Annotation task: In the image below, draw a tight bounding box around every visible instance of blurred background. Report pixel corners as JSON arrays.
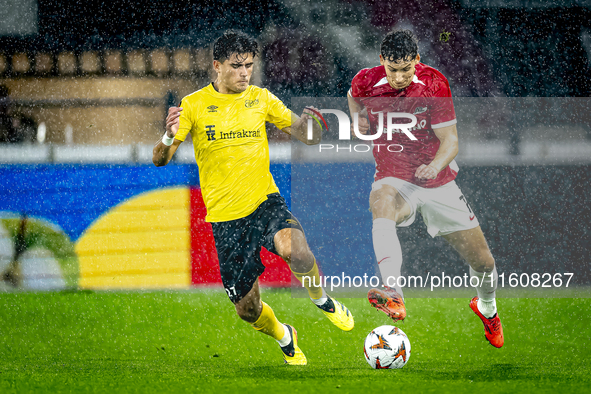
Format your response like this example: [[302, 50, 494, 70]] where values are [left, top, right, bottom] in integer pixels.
[[1, 0, 590, 146], [0, 0, 589, 292]]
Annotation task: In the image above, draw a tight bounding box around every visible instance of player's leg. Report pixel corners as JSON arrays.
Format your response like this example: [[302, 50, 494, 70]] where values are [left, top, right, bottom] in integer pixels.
[[260, 193, 353, 331], [273, 227, 354, 331], [212, 214, 306, 365], [370, 182, 412, 294], [234, 279, 306, 365], [420, 181, 503, 347], [442, 227, 504, 348], [442, 226, 497, 313], [367, 182, 412, 321], [272, 226, 318, 295]]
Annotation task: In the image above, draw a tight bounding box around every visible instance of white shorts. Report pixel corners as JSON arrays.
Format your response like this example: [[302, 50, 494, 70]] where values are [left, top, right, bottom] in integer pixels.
[[371, 177, 480, 237]]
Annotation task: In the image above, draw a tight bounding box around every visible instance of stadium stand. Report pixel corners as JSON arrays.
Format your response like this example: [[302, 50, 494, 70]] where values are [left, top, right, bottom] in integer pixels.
[[0, 1, 587, 140]]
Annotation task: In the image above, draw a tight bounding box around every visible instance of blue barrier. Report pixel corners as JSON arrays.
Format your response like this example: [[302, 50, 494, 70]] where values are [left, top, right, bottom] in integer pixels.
[[0, 164, 291, 240], [1, 163, 589, 284]]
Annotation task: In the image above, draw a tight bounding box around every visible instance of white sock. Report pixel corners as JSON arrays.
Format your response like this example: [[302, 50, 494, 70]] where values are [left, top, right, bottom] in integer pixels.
[[373, 218, 404, 298], [470, 266, 498, 318], [311, 288, 328, 306], [477, 299, 497, 319], [277, 324, 291, 347]]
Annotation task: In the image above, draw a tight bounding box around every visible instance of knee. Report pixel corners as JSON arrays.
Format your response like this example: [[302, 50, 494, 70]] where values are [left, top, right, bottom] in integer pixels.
[[370, 188, 408, 223], [292, 241, 313, 261], [277, 230, 313, 269], [289, 240, 315, 271], [371, 189, 397, 214]]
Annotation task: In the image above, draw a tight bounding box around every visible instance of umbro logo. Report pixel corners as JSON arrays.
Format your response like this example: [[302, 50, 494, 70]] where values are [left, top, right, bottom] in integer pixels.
[[413, 107, 427, 114], [207, 105, 218, 113]]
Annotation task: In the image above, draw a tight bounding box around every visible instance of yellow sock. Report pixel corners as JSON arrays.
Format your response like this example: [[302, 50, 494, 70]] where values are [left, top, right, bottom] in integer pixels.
[[251, 302, 285, 341], [292, 260, 324, 299]]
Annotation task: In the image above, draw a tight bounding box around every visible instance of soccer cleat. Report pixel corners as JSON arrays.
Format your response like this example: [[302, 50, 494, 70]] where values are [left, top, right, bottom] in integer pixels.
[[368, 287, 406, 321], [280, 324, 307, 365], [470, 297, 504, 348], [317, 296, 354, 331]]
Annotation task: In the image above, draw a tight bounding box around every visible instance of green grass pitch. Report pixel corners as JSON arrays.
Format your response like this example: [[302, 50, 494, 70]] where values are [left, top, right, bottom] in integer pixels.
[[0, 290, 589, 393]]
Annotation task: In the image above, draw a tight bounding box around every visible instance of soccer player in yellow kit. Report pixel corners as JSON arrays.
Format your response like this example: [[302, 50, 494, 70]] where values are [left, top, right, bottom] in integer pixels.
[[153, 30, 354, 365]]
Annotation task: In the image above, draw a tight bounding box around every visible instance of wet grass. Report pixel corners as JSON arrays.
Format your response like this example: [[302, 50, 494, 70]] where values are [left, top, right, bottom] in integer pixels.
[[0, 290, 589, 393]]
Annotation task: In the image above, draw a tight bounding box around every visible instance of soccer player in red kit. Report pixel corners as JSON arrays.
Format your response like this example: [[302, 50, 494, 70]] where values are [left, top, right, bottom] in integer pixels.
[[348, 30, 503, 348]]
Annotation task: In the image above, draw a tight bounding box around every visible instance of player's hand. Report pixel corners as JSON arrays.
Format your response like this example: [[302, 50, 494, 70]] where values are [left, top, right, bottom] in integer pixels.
[[415, 164, 439, 180], [351, 115, 370, 135], [301, 106, 320, 122], [165, 107, 183, 138]]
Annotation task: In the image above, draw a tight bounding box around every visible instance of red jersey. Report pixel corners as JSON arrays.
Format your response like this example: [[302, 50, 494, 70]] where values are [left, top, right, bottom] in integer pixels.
[[349, 63, 458, 188]]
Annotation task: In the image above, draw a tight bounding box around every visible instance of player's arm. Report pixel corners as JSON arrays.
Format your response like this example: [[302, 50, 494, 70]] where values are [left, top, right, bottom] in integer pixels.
[[281, 107, 322, 145], [415, 124, 459, 179], [153, 107, 183, 167], [347, 92, 370, 136]]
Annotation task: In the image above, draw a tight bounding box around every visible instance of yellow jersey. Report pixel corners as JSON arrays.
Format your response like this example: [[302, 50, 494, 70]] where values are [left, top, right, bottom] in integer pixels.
[[175, 83, 294, 222]]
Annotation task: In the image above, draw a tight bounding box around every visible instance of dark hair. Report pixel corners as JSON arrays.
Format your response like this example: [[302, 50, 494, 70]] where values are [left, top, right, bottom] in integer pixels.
[[380, 29, 419, 63], [213, 30, 259, 62]]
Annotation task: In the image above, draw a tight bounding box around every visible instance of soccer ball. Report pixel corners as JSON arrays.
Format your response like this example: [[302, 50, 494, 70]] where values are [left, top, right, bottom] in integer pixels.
[[363, 325, 411, 369]]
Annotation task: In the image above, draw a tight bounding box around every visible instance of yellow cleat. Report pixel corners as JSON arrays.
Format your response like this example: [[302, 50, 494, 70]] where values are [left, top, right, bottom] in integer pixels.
[[281, 325, 307, 365], [317, 296, 355, 331]]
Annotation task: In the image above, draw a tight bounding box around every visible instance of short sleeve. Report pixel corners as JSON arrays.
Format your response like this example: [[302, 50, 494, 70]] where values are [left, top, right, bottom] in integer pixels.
[[176, 98, 193, 142], [430, 77, 457, 129], [350, 68, 370, 99], [265, 90, 293, 130]]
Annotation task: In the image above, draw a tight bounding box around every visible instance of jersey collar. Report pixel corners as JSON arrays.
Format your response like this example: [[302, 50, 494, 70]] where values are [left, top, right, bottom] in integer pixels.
[[207, 82, 251, 99], [373, 72, 426, 90]]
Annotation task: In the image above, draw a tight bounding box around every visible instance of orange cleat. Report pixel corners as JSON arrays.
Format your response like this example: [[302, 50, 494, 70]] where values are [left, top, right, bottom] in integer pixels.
[[368, 287, 406, 321], [470, 297, 504, 348]]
